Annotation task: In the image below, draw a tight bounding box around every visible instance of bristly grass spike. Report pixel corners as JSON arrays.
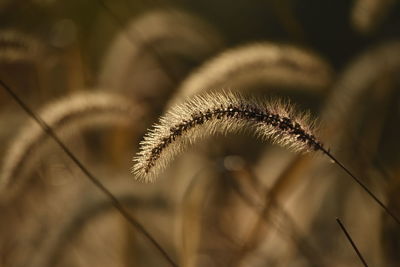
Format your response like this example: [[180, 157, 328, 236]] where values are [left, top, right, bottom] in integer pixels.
[[133, 90, 400, 227]]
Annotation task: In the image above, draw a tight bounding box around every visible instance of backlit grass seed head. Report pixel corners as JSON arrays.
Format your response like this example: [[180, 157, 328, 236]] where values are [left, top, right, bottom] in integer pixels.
[[132, 91, 322, 182]]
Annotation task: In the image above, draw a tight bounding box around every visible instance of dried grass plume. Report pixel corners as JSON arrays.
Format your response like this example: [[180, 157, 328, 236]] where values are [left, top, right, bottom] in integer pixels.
[[99, 8, 223, 92], [168, 42, 332, 107], [0, 91, 139, 191], [132, 91, 322, 182]]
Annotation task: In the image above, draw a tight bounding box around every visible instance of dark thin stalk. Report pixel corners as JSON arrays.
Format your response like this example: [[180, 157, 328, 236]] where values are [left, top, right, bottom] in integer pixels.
[[320, 146, 400, 226], [0, 78, 178, 267], [227, 169, 326, 267], [336, 218, 368, 267]]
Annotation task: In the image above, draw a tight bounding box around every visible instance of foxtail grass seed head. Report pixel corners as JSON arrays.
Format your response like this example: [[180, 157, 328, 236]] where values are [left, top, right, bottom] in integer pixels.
[[132, 91, 322, 182]]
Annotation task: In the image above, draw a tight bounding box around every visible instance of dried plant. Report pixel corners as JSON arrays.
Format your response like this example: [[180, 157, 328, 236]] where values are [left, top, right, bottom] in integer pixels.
[[99, 8, 223, 100], [134, 90, 400, 228], [0, 79, 177, 267], [248, 40, 400, 247], [133, 91, 321, 182], [28, 187, 169, 267], [168, 42, 332, 106], [0, 91, 139, 193], [1, 2, 400, 267], [179, 164, 326, 267], [321, 41, 400, 146]]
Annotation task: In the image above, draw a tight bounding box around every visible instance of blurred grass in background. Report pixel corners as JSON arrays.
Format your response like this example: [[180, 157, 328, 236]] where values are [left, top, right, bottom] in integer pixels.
[[1, 0, 400, 266]]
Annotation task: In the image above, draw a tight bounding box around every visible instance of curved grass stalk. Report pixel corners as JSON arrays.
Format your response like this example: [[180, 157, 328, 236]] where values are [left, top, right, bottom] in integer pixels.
[[97, 9, 222, 163], [0, 91, 139, 191], [99, 8, 223, 92], [255, 44, 400, 250], [180, 163, 326, 267], [251, 42, 400, 244], [133, 90, 400, 226], [351, 0, 395, 34], [229, 168, 327, 267], [133, 91, 321, 182], [246, 45, 400, 257], [168, 42, 332, 107], [232, 157, 316, 266], [322, 41, 400, 144], [28, 189, 169, 267], [313, 43, 400, 229], [0, 79, 177, 267]]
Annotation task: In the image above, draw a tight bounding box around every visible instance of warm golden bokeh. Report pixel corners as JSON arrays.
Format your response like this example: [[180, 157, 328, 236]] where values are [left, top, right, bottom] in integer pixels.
[[1, 1, 400, 266]]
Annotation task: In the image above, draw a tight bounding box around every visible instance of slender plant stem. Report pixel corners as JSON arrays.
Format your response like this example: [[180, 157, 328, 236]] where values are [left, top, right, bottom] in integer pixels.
[[336, 218, 368, 267], [231, 159, 311, 266], [227, 169, 326, 267], [320, 146, 400, 226], [0, 78, 178, 267]]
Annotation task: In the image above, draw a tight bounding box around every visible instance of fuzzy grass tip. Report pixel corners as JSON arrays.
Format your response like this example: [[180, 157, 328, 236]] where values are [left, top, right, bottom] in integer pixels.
[[132, 91, 322, 182]]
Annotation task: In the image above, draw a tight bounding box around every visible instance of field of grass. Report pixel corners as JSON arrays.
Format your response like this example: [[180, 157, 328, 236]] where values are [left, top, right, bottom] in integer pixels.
[[1, 1, 400, 266]]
